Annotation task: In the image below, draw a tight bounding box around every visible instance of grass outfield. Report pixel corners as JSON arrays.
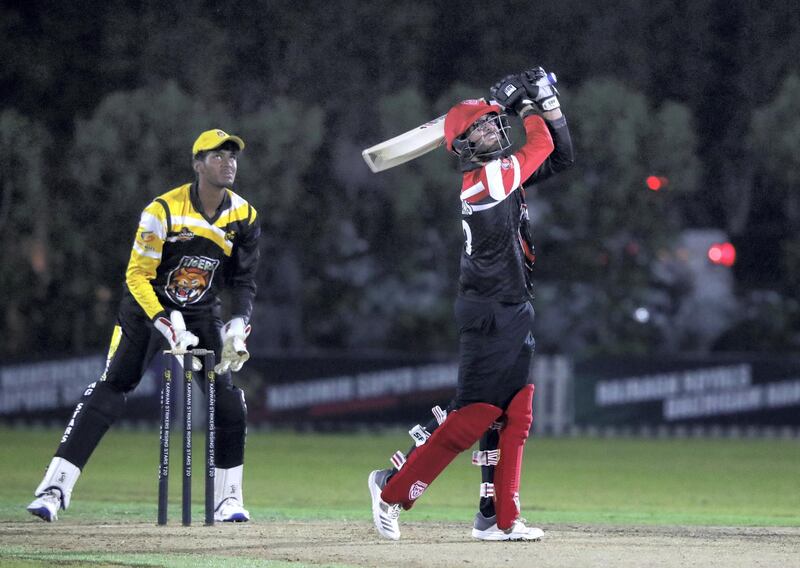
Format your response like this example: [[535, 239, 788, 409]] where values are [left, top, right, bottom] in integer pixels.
[[1, 427, 798, 527]]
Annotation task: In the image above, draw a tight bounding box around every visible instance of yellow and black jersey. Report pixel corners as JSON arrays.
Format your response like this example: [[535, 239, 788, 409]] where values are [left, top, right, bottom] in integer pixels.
[[124, 182, 260, 322]]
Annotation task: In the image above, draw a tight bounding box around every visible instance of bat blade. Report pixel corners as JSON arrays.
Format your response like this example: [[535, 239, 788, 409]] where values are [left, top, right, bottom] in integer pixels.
[[361, 115, 446, 173]]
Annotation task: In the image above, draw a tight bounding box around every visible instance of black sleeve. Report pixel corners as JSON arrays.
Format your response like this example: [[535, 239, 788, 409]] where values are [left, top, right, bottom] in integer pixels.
[[525, 115, 574, 185], [229, 212, 261, 323]]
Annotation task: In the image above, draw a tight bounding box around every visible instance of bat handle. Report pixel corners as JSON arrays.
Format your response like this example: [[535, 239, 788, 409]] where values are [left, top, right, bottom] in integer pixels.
[[536, 72, 557, 87]]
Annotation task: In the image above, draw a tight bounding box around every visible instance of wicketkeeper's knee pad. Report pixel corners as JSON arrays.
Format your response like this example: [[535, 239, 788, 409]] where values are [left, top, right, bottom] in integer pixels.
[[214, 386, 247, 468], [494, 384, 534, 530], [381, 402, 502, 509]]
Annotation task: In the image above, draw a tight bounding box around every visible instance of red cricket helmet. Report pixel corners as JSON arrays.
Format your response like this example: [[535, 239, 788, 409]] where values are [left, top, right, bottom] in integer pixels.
[[444, 99, 504, 152]]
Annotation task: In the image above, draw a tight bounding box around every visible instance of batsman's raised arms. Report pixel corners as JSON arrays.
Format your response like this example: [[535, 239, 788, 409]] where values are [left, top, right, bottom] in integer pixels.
[[362, 72, 557, 173]]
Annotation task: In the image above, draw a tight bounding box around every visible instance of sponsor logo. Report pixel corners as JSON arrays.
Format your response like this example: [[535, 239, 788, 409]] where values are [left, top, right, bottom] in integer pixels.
[[225, 230, 236, 242], [461, 201, 473, 216], [409, 424, 430, 446], [409, 480, 428, 500], [500, 158, 512, 170], [61, 403, 84, 444], [542, 99, 559, 111], [140, 230, 156, 242], [57, 471, 66, 483], [165, 255, 220, 305], [167, 227, 195, 243], [503, 84, 518, 97]]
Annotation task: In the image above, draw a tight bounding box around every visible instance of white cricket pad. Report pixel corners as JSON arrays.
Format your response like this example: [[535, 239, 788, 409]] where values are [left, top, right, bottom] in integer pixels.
[[33, 457, 81, 509], [214, 464, 244, 508]]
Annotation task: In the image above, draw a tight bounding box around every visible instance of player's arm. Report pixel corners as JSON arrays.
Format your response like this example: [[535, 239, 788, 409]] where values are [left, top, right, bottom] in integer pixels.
[[519, 113, 573, 185], [215, 206, 261, 374], [228, 206, 261, 324], [518, 67, 574, 184], [511, 114, 561, 182], [125, 202, 168, 320]]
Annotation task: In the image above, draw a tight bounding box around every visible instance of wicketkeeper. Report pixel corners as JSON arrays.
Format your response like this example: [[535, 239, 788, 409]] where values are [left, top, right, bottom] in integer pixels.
[[368, 67, 574, 540], [27, 129, 261, 523]]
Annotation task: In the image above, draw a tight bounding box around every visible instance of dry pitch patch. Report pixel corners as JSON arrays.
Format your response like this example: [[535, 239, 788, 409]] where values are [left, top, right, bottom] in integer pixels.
[[2, 520, 799, 568]]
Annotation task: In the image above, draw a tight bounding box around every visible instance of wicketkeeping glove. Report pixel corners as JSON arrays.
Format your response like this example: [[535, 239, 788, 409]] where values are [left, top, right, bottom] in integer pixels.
[[521, 66, 560, 112], [214, 317, 251, 374], [153, 310, 201, 371], [489, 74, 528, 112]]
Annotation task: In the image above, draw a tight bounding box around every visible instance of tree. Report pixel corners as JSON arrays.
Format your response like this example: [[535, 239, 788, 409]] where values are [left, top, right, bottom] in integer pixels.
[[60, 82, 221, 349], [0, 109, 51, 357], [531, 78, 700, 354], [751, 74, 800, 233], [235, 98, 326, 350]]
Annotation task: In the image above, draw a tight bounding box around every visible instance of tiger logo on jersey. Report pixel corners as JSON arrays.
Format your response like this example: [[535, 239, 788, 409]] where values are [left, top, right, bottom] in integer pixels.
[[165, 255, 220, 305]]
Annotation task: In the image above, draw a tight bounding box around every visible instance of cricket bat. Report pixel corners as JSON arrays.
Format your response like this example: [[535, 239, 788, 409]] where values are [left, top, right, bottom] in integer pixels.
[[361, 115, 447, 173], [361, 72, 557, 173]]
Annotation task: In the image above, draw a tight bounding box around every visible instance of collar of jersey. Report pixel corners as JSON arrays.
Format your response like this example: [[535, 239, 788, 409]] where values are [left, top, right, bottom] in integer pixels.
[[190, 181, 231, 225]]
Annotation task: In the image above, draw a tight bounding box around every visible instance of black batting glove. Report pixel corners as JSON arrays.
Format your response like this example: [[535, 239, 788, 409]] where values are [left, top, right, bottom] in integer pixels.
[[521, 66, 560, 112], [489, 74, 528, 113]]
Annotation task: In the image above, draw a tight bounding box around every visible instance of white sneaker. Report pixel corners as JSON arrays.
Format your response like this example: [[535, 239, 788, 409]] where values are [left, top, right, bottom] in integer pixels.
[[368, 469, 401, 540], [27, 490, 62, 522], [471, 512, 543, 541], [214, 497, 250, 522]]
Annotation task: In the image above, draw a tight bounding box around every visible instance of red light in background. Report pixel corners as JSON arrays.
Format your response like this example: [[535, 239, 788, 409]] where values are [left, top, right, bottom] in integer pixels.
[[645, 175, 669, 191], [708, 242, 736, 267]]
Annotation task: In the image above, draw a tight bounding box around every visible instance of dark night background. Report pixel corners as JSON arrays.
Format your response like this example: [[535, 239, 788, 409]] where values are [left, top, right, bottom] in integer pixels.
[[2, 0, 799, 361]]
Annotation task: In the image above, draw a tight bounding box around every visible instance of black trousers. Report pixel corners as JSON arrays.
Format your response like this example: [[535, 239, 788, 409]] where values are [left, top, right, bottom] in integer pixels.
[[453, 296, 535, 410], [457, 296, 536, 517], [104, 295, 228, 393], [55, 294, 247, 469], [396, 297, 536, 515], [405, 296, 536, 446]]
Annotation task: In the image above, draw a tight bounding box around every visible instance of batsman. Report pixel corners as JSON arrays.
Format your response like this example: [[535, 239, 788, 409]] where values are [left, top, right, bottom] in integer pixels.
[[27, 129, 261, 523], [368, 67, 574, 540]]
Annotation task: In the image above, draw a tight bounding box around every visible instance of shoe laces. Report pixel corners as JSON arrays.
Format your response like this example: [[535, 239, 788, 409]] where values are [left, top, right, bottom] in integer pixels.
[[40, 490, 62, 507], [216, 497, 241, 512]]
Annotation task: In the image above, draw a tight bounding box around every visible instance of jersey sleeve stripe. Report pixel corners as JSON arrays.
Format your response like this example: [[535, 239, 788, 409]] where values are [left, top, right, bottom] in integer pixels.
[[132, 242, 162, 259], [228, 190, 248, 211], [125, 250, 164, 320], [510, 155, 522, 191], [461, 181, 486, 200], [140, 211, 167, 239], [228, 203, 253, 224], [484, 160, 508, 201]]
